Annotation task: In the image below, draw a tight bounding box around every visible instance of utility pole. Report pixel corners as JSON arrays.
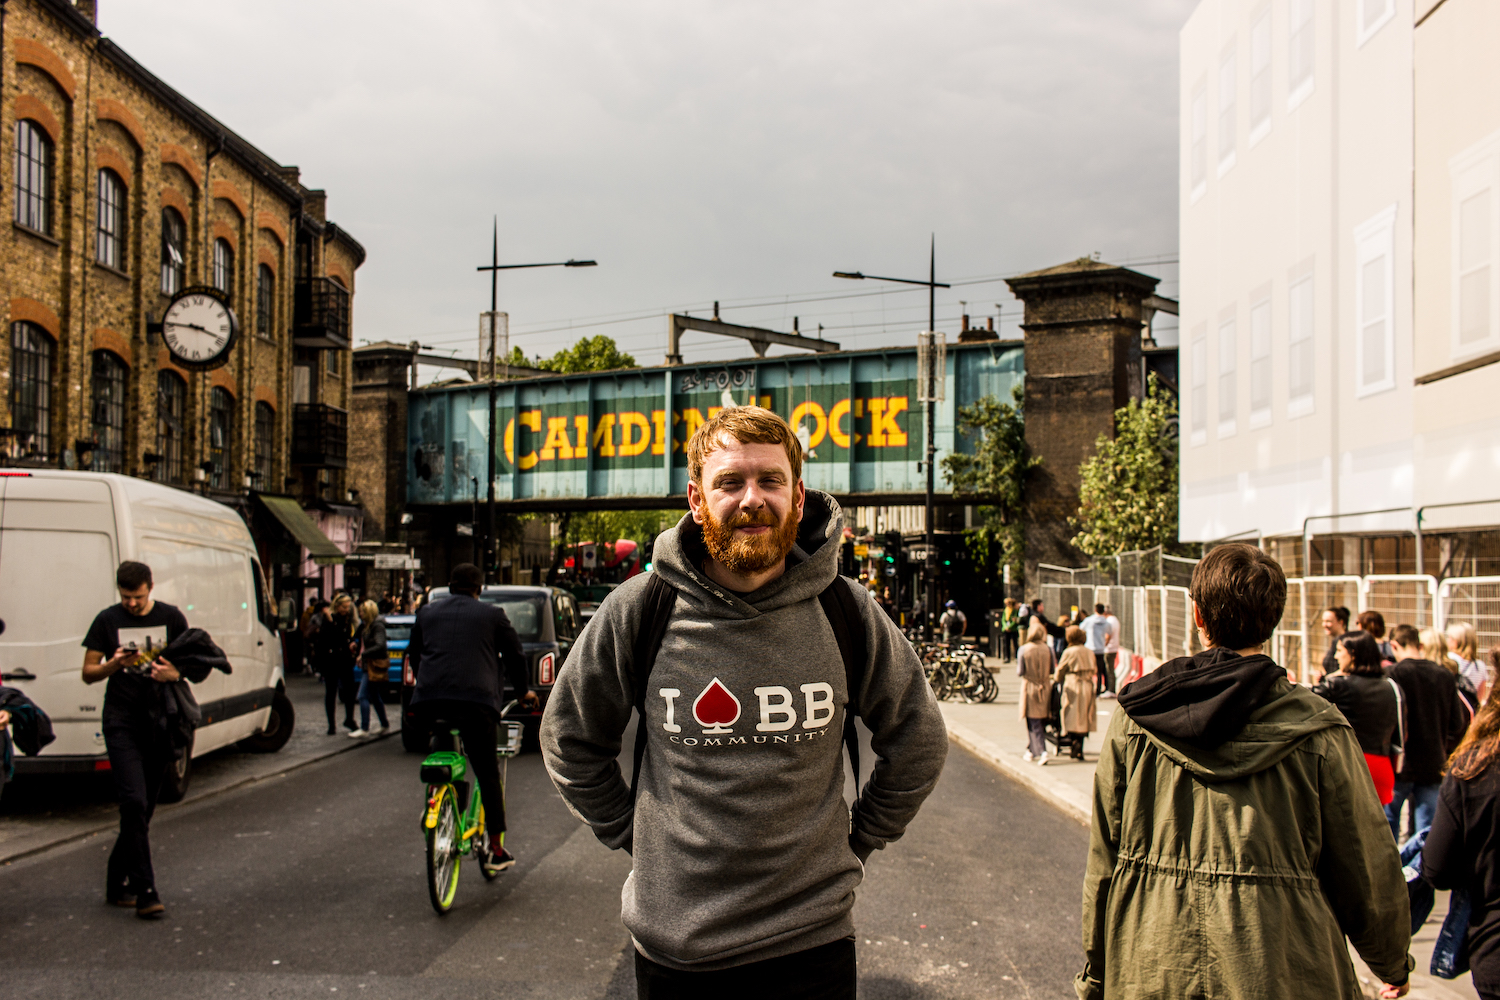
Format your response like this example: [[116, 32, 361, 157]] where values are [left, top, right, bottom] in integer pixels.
[[833, 236, 949, 639], [474, 224, 597, 582]]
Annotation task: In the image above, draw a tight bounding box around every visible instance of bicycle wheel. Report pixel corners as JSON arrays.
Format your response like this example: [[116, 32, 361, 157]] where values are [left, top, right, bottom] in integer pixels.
[[927, 664, 953, 701], [426, 786, 462, 913], [979, 668, 1000, 703]]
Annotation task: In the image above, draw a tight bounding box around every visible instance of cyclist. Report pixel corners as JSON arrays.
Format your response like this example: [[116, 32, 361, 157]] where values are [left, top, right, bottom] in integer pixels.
[[407, 562, 537, 874], [938, 599, 967, 641]]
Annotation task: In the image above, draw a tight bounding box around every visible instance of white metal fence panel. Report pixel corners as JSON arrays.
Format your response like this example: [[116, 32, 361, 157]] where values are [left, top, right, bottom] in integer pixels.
[[1361, 575, 1438, 629], [1438, 577, 1500, 654], [1275, 579, 1307, 682]]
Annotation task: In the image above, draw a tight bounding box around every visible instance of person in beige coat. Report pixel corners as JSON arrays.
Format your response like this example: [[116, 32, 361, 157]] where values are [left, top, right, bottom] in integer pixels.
[[1057, 626, 1097, 760], [1019, 619, 1057, 764]]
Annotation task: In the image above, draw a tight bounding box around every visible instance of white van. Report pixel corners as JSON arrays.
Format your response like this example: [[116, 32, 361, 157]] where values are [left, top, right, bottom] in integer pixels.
[[0, 470, 292, 800]]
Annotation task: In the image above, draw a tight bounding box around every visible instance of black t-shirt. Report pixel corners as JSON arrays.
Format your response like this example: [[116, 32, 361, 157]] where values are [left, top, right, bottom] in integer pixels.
[[82, 601, 190, 722]]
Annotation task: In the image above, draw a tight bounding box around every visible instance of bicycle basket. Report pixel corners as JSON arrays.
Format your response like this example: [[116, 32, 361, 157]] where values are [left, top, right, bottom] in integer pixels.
[[497, 721, 524, 759]]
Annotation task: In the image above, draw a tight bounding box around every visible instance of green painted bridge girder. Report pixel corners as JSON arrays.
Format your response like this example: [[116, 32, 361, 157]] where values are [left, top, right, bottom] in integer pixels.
[[406, 341, 1023, 510]]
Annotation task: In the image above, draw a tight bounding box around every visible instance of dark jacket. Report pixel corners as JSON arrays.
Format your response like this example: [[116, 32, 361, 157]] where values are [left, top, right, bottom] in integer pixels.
[[158, 628, 232, 749], [1389, 657, 1467, 786], [360, 618, 389, 663], [1312, 671, 1400, 758], [314, 612, 357, 673], [1423, 761, 1500, 994], [408, 593, 529, 716], [0, 686, 54, 783], [1078, 647, 1410, 999]]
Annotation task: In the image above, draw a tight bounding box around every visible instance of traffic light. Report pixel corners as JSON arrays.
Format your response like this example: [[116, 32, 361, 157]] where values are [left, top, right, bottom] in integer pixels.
[[884, 531, 904, 607], [642, 534, 657, 573], [840, 540, 855, 578]]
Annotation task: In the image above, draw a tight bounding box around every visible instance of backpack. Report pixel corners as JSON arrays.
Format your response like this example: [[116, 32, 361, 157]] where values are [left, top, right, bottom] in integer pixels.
[[629, 573, 867, 800]]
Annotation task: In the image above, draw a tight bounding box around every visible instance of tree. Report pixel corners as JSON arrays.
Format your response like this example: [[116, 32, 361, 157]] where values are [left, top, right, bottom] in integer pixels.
[[508, 335, 636, 374], [1070, 374, 1179, 559], [545, 508, 681, 585], [940, 384, 1040, 594]]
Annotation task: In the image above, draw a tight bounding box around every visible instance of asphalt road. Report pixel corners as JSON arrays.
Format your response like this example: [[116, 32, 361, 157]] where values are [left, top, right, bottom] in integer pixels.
[[0, 726, 1087, 999]]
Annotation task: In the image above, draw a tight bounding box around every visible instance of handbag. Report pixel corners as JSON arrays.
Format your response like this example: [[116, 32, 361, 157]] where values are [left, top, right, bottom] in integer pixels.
[[1387, 677, 1406, 774]]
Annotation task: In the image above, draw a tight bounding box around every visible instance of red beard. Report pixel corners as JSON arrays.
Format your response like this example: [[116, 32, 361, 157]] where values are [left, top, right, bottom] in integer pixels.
[[700, 504, 800, 575]]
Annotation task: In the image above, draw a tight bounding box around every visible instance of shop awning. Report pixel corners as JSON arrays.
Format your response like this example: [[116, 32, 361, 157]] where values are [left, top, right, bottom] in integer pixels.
[[258, 495, 345, 566]]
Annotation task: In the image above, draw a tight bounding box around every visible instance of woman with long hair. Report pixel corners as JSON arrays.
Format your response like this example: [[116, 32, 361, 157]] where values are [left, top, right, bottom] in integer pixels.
[[1055, 625, 1096, 760], [1018, 619, 1056, 765], [1449, 623, 1488, 704], [1313, 631, 1401, 805], [352, 599, 390, 737], [1427, 626, 1480, 722], [1422, 648, 1500, 1000]]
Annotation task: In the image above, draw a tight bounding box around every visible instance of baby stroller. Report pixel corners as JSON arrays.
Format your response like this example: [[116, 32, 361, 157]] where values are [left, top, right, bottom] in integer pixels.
[[1043, 680, 1071, 757]]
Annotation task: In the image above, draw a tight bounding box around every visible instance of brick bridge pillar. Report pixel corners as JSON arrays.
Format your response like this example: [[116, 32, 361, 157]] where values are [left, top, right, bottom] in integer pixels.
[[1005, 258, 1159, 593]]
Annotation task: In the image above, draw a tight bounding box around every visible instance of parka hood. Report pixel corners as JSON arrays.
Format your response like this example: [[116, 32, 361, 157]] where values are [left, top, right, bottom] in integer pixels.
[[650, 489, 842, 619], [1118, 647, 1350, 781]]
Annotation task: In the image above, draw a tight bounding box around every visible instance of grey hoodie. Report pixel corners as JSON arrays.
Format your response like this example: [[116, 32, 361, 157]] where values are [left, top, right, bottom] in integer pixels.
[[540, 491, 948, 971]]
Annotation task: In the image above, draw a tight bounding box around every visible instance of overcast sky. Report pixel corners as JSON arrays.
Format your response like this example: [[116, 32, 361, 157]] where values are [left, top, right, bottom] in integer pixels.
[[105, 0, 1196, 377]]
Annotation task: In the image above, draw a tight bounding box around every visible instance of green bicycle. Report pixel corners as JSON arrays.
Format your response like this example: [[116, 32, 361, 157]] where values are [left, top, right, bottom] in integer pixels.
[[418, 701, 524, 914]]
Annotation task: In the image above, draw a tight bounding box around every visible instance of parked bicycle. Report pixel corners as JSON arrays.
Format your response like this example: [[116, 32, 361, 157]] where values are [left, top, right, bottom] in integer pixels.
[[419, 700, 524, 914]]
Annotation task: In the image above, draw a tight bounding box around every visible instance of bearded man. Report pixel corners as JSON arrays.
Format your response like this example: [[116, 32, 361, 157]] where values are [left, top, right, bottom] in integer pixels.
[[541, 406, 947, 1000]]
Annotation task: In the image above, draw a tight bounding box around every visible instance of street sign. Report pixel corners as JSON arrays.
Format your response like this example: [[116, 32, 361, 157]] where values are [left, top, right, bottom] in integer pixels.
[[374, 554, 421, 570], [581, 543, 598, 568], [853, 544, 868, 558], [455, 523, 474, 536]]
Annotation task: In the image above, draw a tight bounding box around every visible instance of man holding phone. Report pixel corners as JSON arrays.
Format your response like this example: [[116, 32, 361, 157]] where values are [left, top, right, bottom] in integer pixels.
[[81, 561, 188, 919]]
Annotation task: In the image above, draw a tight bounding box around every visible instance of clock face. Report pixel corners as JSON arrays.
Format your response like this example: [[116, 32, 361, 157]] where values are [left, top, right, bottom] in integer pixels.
[[162, 288, 237, 369]]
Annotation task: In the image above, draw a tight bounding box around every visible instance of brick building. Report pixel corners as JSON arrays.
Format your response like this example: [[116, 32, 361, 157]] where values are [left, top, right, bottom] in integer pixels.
[[1, 0, 364, 604]]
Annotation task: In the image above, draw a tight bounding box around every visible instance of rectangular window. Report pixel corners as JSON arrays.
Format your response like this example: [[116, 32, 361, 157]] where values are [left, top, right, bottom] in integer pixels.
[[1289, 0, 1315, 110], [1357, 0, 1394, 47], [96, 170, 126, 270], [1190, 331, 1208, 445], [156, 372, 185, 485], [1355, 205, 1397, 397], [160, 209, 186, 295], [257, 264, 276, 339], [1249, 7, 1272, 145], [254, 402, 274, 487], [1450, 132, 1500, 359], [1190, 80, 1208, 203], [13, 119, 53, 235], [10, 322, 53, 459], [1288, 274, 1315, 416], [1249, 297, 1272, 426], [1218, 46, 1237, 175], [90, 351, 127, 473], [209, 387, 233, 489], [1217, 316, 1237, 438]]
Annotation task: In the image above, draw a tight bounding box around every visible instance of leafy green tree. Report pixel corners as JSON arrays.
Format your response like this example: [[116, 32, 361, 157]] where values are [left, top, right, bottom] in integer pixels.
[[545, 508, 681, 584], [1071, 374, 1179, 558], [508, 335, 636, 374], [940, 384, 1039, 593]]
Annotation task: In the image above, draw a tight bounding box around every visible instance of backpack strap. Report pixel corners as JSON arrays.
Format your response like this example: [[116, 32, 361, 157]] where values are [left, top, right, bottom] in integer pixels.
[[630, 573, 678, 799], [818, 576, 868, 783]]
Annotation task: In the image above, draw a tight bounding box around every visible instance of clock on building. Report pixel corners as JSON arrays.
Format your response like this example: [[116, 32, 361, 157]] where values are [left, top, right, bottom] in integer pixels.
[[157, 286, 238, 369]]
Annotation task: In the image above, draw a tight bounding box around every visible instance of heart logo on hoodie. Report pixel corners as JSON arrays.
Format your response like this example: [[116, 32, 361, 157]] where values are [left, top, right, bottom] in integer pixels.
[[692, 678, 741, 734]]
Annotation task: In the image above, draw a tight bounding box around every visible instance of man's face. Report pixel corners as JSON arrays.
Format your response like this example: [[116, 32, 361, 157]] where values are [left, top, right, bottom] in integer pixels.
[[119, 583, 152, 616], [1321, 610, 1342, 636], [687, 437, 805, 575]]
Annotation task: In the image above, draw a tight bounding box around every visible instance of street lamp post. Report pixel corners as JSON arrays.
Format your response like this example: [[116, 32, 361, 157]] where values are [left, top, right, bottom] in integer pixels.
[[475, 219, 596, 582], [833, 236, 950, 638]]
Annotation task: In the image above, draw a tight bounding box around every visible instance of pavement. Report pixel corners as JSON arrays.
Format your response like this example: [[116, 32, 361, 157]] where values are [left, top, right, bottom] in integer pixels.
[[940, 656, 1481, 1000], [0, 692, 1087, 999], [0, 673, 395, 864]]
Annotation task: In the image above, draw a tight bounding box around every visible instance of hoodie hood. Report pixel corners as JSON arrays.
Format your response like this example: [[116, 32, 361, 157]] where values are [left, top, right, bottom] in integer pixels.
[[651, 489, 842, 619], [1118, 647, 1350, 781]]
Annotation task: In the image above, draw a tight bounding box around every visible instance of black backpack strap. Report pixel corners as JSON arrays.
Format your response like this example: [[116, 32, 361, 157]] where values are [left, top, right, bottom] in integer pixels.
[[818, 576, 868, 783], [630, 573, 678, 799]]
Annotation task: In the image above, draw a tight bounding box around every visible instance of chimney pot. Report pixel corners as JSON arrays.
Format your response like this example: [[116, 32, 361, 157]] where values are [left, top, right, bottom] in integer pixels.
[[76, 1, 98, 23], [987, 316, 994, 332]]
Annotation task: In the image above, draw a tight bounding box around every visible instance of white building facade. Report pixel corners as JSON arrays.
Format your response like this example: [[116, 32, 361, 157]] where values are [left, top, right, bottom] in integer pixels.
[[1179, 0, 1500, 577]]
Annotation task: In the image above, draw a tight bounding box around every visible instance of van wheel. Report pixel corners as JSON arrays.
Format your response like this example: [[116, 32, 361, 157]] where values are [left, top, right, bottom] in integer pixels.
[[158, 742, 193, 804], [240, 689, 295, 753]]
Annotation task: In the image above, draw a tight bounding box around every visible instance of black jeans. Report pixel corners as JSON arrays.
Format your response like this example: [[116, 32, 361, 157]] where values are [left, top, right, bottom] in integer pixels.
[[416, 700, 507, 834], [635, 937, 856, 1000], [1094, 652, 1114, 694], [322, 664, 356, 730], [103, 718, 173, 898]]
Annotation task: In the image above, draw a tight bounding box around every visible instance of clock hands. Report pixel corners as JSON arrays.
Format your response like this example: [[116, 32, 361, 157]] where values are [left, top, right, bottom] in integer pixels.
[[165, 321, 215, 335]]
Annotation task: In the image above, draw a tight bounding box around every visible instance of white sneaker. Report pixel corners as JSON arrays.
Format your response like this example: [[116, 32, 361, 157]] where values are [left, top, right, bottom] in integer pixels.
[[347, 729, 368, 739], [1038, 752, 1049, 766], [1022, 750, 1035, 762]]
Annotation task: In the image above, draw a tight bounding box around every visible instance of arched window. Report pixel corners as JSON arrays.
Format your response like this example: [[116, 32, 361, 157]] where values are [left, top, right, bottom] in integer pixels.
[[254, 401, 275, 487], [256, 263, 275, 338], [213, 238, 234, 298], [90, 351, 128, 473], [96, 169, 127, 270], [155, 371, 185, 484], [160, 208, 186, 294], [9, 322, 54, 459], [13, 119, 53, 234], [209, 386, 234, 488]]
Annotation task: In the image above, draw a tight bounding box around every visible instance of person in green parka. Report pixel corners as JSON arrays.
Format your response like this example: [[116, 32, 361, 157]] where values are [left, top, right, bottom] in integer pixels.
[[1076, 543, 1412, 1000]]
